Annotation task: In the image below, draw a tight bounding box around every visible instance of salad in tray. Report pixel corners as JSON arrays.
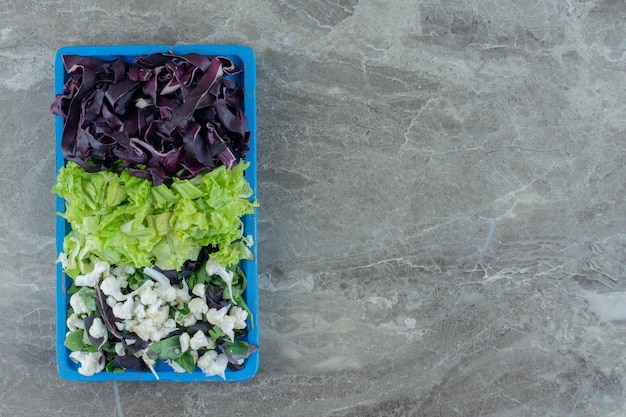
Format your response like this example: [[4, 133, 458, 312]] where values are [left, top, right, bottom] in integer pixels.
[[52, 49, 258, 380]]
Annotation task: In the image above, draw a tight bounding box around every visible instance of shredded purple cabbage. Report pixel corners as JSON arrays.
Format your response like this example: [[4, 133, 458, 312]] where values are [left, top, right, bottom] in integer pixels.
[[51, 52, 250, 185]]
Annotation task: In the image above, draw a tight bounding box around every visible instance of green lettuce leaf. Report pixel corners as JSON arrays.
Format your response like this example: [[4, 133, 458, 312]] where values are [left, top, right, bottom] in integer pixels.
[[53, 161, 257, 277]]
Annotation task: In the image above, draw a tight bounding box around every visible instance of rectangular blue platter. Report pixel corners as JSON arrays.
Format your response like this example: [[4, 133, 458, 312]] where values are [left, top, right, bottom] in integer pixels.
[[54, 45, 258, 382]]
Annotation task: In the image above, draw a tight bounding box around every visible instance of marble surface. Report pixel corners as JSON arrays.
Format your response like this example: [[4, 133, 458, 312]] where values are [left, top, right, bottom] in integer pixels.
[[1, 0, 626, 415]]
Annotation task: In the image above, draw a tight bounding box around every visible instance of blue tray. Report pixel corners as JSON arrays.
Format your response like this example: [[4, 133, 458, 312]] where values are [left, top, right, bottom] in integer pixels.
[[54, 45, 258, 382]]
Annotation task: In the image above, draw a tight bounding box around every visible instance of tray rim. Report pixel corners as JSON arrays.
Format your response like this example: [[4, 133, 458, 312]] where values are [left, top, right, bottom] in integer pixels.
[[54, 44, 259, 382]]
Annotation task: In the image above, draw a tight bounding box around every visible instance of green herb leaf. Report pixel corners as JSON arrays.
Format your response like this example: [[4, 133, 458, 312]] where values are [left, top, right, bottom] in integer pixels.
[[224, 341, 251, 356], [67, 283, 80, 295], [146, 335, 183, 360], [105, 361, 125, 373], [186, 271, 198, 291], [77, 287, 97, 313], [128, 270, 150, 291], [81, 327, 98, 352], [178, 302, 191, 316], [208, 326, 223, 342], [64, 329, 86, 351], [101, 342, 117, 354], [173, 351, 196, 374]]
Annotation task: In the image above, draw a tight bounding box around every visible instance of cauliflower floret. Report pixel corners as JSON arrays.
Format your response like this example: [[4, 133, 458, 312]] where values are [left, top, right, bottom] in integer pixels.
[[197, 350, 228, 379], [66, 312, 85, 332], [115, 342, 126, 356], [205, 306, 229, 325], [175, 280, 192, 304], [179, 332, 191, 353], [179, 313, 197, 327], [131, 318, 155, 341], [74, 261, 110, 287], [139, 286, 158, 306], [129, 315, 177, 342], [189, 331, 215, 351], [133, 303, 147, 320], [69, 292, 90, 315], [106, 296, 117, 308], [150, 318, 177, 342], [146, 302, 168, 322], [69, 351, 105, 376], [112, 264, 135, 278], [88, 317, 108, 339], [155, 282, 177, 303], [161, 318, 177, 333], [123, 319, 137, 332], [188, 297, 209, 319], [112, 297, 135, 320], [192, 283, 205, 298], [229, 306, 249, 330], [206, 305, 236, 341], [219, 316, 237, 342], [100, 276, 127, 302]]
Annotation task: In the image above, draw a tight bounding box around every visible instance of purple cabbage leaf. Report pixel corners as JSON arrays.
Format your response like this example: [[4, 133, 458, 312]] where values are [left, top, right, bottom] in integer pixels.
[[51, 52, 250, 185]]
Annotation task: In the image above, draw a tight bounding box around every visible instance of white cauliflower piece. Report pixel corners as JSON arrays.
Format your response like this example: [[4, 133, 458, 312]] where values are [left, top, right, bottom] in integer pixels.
[[112, 264, 135, 278], [179, 313, 197, 327], [115, 342, 126, 356], [159, 318, 178, 337], [66, 312, 85, 332], [112, 297, 135, 320], [155, 282, 177, 303], [192, 283, 205, 298], [100, 276, 127, 301], [205, 306, 229, 325], [142, 267, 170, 286], [130, 315, 177, 342], [206, 305, 236, 341], [146, 302, 167, 322], [106, 296, 117, 308], [179, 332, 190, 353], [139, 286, 158, 306], [117, 320, 129, 332], [69, 292, 90, 315], [74, 260, 110, 287], [131, 318, 154, 341], [69, 351, 105, 376], [175, 280, 192, 304], [218, 316, 237, 342], [197, 350, 228, 379], [88, 317, 108, 340], [189, 331, 215, 351], [188, 297, 209, 319], [133, 303, 147, 320], [229, 306, 249, 330]]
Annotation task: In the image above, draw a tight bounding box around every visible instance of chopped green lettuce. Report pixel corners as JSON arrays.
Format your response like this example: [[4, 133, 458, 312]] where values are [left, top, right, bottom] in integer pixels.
[[53, 161, 257, 277]]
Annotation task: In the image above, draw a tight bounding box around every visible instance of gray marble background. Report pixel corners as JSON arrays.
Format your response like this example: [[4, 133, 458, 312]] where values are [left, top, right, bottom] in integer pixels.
[[1, 0, 626, 416]]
